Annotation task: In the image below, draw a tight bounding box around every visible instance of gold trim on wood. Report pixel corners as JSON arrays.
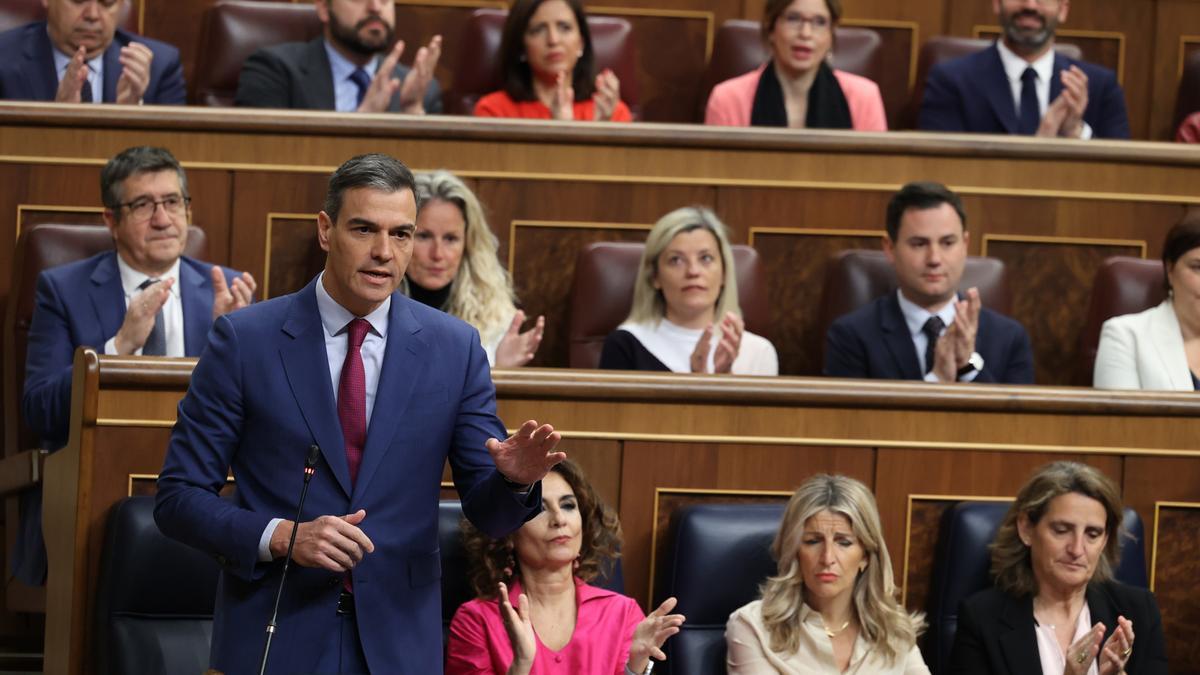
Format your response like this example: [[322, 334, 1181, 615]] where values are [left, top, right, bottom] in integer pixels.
[[980, 233, 1147, 258], [506, 219, 653, 272], [14, 204, 104, 241], [127, 472, 157, 497], [972, 26, 1127, 84], [648, 487, 793, 602], [747, 227, 882, 247], [393, 0, 507, 8], [263, 212, 319, 299], [1149, 500, 1200, 592], [1178, 36, 1200, 83], [840, 18, 921, 89], [900, 494, 1011, 605], [96, 418, 175, 428]]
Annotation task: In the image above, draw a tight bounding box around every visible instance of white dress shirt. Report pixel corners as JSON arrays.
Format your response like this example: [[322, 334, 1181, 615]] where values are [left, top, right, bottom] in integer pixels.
[[103, 256, 184, 357], [50, 36, 103, 104], [895, 290, 979, 383], [995, 40, 1093, 139], [323, 41, 382, 113]]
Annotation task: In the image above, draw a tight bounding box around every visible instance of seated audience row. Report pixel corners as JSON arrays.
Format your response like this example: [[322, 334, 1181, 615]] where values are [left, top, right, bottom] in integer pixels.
[[0, 0, 1131, 139]]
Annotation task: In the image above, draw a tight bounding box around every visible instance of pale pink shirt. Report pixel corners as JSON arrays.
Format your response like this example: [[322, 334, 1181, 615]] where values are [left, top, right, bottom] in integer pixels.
[[705, 65, 888, 130], [446, 578, 645, 674], [1034, 603, 1099, 675]]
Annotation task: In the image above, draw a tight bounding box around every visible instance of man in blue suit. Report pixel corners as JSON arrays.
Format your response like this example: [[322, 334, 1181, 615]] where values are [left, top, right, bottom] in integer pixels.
[[155, 153, 564, 673], [0, 0, 185, 104], [824, 182, 1035, 384], [919, 0, 1129, 139], [16, 146, 255, 586]]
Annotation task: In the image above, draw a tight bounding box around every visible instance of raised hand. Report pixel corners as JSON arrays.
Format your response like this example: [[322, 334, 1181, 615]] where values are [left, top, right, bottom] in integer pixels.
[[485, 420, 565, 486], [398, 35, 442, 114], [54, 46, 89, 103], [1040, 66, 1089, 138], [1064, 622, 1106, 675], [114, 277, 174, 355], [1098, 615, 1135, 675], [592, 68, 621, 121], [498, 582, 536, 675], [357, 41, 405, 113], [549, 71, 575, 121], [211, 268, 256, 319], [712, 312, 744, 374], [931, 321, 958, 383], [627, 596, 686, 673], [270, 509, 376, 571], [950, 287, 981, 368], [689, 324, 714, 373], [115, 42, 154, 104], [494, 310, 544, 368]]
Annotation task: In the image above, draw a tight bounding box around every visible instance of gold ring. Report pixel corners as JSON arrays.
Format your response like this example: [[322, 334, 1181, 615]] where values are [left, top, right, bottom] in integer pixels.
[[1122, 647, 1133, 658], [1076, 650, 1088, 665]]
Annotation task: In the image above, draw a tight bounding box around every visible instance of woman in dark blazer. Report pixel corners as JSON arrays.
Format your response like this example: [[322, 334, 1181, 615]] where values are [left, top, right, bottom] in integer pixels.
[[950, 462, 1168, 675]]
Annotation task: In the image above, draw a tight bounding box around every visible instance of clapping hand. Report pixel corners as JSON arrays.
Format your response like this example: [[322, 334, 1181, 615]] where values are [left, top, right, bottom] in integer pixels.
[[690, 312, 743, 373], [1064, 622, 1107, 675], [627, 597, 686, 673], [1098, 615, 1135, 675], [592, 68, 621, 121], [1039, 66, 1089, 138], [357, 41, 406, 113], [398, 35, 442, 114], [486, 420, 565, 486], [114, 277, 174, 355], [494, 310, 545, 368], [115, 42, 154, 104], [211, 268, 256, 319], [498, 582, 536, 675], [55, 46, 90, 103]]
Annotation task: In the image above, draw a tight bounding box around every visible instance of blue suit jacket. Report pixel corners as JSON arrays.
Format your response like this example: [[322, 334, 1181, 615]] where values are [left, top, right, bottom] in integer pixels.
[[918, 43, 1130, 139], [154, 278, 538, 674], [0, 21, 185, 104], [823, 292, 1036, 384]]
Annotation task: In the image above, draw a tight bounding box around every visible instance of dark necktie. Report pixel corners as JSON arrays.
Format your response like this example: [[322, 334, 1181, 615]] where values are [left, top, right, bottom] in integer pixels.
[[138, 278, 166, 356], [1018, 67, 1039, 135], [338, 318, 370, 485], [922, 316, 945, 375], [80, 77, 93, 103], [349, 68, 372, 108]]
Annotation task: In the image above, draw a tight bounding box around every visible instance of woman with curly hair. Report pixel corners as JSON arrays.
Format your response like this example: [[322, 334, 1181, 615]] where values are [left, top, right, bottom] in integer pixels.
[[446, 460, 684, 674], [726, 474, 928, 673], [407, 171, 543, 367]]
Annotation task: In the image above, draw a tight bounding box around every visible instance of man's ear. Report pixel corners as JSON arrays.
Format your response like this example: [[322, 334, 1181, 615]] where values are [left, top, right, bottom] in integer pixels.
[[882, 234, 896, 264], [316, 211, 334, 252], [102, 208, 118, 235], [962, 229, 971, 249]]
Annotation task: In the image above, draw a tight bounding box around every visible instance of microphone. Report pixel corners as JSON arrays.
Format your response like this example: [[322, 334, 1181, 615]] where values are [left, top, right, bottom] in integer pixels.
[[258, 444, 321, 675]]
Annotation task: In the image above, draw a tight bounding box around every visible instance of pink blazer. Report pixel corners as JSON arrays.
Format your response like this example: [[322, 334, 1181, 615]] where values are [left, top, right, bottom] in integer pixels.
[[705, 64, 887, 130]]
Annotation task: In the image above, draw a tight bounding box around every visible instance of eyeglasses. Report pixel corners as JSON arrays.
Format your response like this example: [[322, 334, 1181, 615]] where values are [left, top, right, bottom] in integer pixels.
[[116, 195, 191, 221], [781, 12, 831, 33]]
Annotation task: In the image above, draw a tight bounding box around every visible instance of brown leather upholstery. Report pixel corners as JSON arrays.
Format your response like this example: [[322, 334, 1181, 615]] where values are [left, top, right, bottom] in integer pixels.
[[0, 0, 136, 33], [567, 242, 768, 369], [3, 224, 208, 455], [694, 20, 884, 123], [1174, 50, 1200, 137], [814, 249, 1011, 369], [192, 0, 322, 106], [1076, 257, 1166, 385], [445, 8, 638, 116], [906, 36, 1083, 129]]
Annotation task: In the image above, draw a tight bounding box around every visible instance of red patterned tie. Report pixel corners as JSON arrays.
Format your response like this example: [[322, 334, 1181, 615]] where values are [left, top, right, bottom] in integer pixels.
[[338, 318, 369, 485]]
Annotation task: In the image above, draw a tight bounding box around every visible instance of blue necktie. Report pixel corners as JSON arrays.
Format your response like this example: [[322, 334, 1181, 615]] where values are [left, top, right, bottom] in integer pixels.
[[138, 278, 166, 356], [349, 68, 371, 107], [1018, 67, 1040, 135], [80, 79, 93, 103], [922, 316, 945, 375]]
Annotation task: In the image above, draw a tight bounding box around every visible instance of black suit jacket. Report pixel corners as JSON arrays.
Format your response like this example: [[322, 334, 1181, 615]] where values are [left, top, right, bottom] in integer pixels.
[[0, 21, 185, 104], [950, 582, 1168, 675], [234, 37, 442, 113], [919, 43, 1130, 139], [824, 292, 1035, 384]]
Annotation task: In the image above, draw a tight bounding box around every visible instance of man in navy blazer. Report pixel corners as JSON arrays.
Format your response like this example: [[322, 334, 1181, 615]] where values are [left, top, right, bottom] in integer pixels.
[[235, 0, 442, 114], [824, 182, 1035, 384], [919, 0, 1129, 139], [16, 146, 255, 586], [155, 153, 563, 673], [0, 0, 185, 104]]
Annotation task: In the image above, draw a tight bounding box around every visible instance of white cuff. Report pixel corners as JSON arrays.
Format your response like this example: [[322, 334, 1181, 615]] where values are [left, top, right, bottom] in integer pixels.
[[258, 518, 284, 562]]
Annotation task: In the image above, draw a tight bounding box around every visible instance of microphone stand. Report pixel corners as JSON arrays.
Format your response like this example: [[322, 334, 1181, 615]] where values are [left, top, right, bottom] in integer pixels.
[[258, 444, 321, 675]]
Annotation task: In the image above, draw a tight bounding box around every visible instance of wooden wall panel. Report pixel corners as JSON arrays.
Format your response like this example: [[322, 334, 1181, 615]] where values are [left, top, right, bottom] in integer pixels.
[[842, 21, 919, 130], [1150, 503, 1200, 668], [599, 11, 711, 123], [264, 214, 322, 299], [1150, 1, 1200, 140], [229, 171, 329, 288]]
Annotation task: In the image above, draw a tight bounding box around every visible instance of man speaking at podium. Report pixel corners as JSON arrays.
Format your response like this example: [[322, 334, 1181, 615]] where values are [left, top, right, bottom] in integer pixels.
[[155, 153, 563, 674]]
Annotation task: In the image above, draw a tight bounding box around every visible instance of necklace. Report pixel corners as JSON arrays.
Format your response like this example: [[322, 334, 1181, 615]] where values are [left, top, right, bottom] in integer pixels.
[[823, 619, 852, 637]]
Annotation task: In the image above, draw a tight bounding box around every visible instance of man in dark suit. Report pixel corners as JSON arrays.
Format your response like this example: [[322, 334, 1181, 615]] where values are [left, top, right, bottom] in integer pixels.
[[0, 0, 184, 104], [16, 146, 255, 586], [824, 182, 1035, 384], [155, 153, 562, 673], [919, 0, 1129, 139], [235, 0, 442, 114]]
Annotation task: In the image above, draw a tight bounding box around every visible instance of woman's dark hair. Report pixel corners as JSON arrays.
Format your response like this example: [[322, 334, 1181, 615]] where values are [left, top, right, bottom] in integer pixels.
[[498, 0, 596, 102], [1161, 218, 1200, 293], [761, 0, 842, 41], [462, 459, 621, 599]]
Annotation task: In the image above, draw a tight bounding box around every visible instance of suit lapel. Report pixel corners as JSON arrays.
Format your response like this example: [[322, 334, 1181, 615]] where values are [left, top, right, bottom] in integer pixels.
[[88, 253, 127, 345], [997, 593, 1043, 675], [26, 24, 60, 101], [279, 280, 352, 498], [352, 296, 426, 501], [101, 38, 121, 103], [982, 45, 1019, 134], [180, 259, 214, 357], [303, 38, 337, 110], [1149, 301, 1192, 390], [879, 293, 924, 380]]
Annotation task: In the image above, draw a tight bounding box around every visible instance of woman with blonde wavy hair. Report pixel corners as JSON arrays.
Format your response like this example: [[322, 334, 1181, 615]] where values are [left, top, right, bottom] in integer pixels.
[[599, 206, 778, 374], [407, 171, 544, 367], [726, 474, 928, 674]]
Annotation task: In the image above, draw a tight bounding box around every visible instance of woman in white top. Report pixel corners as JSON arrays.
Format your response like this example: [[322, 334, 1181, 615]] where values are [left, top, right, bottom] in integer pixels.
[[1094, 220, 1200, 390], [726, 474, 928, 674], [598, 206, 778, 374], [406, 171, 544, 367]]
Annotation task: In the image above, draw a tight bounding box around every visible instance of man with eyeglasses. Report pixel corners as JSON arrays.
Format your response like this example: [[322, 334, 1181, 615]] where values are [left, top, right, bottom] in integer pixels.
[[13, 146, 253, 586], [0, 0, 185, 104], [918, 0, 1129, 139]]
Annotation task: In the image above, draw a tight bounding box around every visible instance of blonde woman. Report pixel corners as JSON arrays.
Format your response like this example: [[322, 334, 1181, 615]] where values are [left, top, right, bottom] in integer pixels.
[[726, 474, 928, 673], [407, 171, 543, 367], [598, 206, 778, 374]]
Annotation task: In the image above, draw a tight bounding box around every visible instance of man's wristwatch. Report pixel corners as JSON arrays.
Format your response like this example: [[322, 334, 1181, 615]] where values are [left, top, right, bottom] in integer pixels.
[[957, 352, 984, 379]]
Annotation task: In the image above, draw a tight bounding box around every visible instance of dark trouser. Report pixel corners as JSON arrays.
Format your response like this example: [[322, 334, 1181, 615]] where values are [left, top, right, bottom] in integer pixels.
[[312, 591, 369, 674]]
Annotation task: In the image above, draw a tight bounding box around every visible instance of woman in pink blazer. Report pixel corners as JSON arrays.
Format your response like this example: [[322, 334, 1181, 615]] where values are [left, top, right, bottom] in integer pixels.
[[705, 0, 887, 131]]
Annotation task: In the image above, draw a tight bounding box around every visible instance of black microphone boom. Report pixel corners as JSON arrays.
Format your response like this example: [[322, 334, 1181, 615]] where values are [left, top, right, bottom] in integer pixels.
[[258, 444, 322, 675]]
